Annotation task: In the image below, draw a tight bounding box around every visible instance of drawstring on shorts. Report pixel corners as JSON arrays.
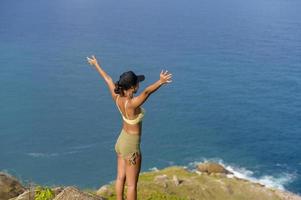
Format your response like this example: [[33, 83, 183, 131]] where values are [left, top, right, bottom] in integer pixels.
[[129, 152, 139, 165]]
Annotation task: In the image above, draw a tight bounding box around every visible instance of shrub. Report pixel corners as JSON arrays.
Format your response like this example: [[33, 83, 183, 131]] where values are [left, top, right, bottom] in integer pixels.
[[35, 186, 55, 200]]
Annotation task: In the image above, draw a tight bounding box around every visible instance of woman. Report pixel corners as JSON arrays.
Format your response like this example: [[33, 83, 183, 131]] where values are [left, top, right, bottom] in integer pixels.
[[87, 55, 172, 200]]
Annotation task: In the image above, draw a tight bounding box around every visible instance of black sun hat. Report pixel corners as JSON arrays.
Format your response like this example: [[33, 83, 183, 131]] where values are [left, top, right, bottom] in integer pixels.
[[121, 70, 145, 83], [118, 71, 145, 90]]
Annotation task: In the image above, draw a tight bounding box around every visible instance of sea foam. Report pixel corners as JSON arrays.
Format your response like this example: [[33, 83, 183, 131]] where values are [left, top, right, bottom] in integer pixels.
[[186, 158, 296, 191]]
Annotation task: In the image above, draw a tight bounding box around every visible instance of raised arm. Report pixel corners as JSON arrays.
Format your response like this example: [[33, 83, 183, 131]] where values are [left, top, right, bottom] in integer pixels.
[[129, 70, 172, 108], [87, 55, 117, 100]]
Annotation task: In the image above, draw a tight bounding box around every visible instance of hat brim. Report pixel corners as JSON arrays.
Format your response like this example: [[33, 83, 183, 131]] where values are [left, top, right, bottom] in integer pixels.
[[137, 75, 145, 82]]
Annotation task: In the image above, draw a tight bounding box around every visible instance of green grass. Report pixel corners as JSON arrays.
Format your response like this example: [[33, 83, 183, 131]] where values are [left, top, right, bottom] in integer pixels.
[[9, 165, 293, 200], [34, 185, 55, 200], [94, 166, 282, 200]]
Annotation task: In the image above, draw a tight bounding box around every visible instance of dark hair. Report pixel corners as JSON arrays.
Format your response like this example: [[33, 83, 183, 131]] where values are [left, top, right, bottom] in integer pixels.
[[114, 71, 145, 96]]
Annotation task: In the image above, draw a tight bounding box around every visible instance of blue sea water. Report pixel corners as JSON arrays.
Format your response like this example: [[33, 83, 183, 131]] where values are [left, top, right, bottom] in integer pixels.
[[1, 0, 301, 194]]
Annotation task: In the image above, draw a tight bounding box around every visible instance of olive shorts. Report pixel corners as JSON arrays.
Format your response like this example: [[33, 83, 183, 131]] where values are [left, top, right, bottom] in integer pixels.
[[115, 129, 141, 165]]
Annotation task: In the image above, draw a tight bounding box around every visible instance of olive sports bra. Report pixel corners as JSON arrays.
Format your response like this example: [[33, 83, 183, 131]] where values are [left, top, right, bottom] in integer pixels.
[[115, 95, 145, 125]]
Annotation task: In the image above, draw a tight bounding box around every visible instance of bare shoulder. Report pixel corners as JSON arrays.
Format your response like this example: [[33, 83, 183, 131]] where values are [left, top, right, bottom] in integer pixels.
[[127, 92, 148, 109], [112, 93, 119, 102]]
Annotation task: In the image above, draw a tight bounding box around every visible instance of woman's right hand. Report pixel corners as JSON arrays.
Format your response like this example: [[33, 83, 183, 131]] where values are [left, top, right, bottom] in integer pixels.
[[87, 55, 99, 67], [160, 70, 173, 84]]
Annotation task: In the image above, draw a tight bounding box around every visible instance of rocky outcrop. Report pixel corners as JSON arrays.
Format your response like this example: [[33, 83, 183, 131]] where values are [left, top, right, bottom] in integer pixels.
[[1, 164, 301, 200], [53, 186, 105, 200], [96, 185, 113, 197], [0, 171, 107, 200], [98, 165, 301, 200], [0, 172, 26, 200], [197, 162, 232, 174], [8, 189, 35, 200], [274, 190, 301, 200], [8, 186, 64, 200], [7, 185, 106, 200]]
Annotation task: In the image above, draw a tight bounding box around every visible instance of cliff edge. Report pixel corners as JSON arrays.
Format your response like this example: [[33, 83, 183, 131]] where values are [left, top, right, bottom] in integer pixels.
[[1, 163, 300, 200]]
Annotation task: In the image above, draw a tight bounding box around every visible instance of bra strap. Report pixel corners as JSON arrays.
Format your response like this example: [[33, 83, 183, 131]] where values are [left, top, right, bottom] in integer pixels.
[[115, 95, 122, 114], [124, 100, 130, 119]]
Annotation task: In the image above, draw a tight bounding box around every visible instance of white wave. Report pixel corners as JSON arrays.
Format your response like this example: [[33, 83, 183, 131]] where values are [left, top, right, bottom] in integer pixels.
[[148, 167, 159, 172], [224, 164, 295, 190], [25, 143, 96, 158], [26, 150, 81, 158], [26, 152, 59, 157], [67, 143, 97, 150], [187, 157, 296, 191]]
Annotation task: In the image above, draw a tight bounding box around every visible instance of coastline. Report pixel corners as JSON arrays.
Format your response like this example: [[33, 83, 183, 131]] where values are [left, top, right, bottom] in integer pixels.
[[2, 162, 301, 200]]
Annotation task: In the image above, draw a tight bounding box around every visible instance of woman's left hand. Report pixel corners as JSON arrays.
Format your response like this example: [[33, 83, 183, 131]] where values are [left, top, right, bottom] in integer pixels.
[[87, 55, 99, 66]]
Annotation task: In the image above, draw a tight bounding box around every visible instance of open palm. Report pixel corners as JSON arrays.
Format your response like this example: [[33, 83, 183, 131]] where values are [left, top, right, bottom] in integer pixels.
[[160, 70, 173, 84], [87, 55, 99, 66]]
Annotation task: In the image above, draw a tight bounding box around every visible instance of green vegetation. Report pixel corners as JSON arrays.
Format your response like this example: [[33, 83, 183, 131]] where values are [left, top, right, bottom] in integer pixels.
[[2, 165, 298, 200], [146, 192, 188, 200], [101, 191, 188, 200], [34, 185, 55, 200], [94, 166, 283, 200]]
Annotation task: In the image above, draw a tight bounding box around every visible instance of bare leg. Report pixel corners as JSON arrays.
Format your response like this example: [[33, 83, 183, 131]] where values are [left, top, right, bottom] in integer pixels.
[[116, 153, 126, 200], [125, 153, 142, 200]]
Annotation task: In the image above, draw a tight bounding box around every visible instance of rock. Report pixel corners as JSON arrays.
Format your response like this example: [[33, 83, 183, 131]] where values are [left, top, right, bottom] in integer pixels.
[[214, 173, 227, 178], [196, 162, 232, 174], [154, 174, 168, 183], [172, 175, 181, 186], [8, 189, 35, 200], [0, 172, 26, 200], [255, 182, 265, 187], [96, 185, 113, 197], [53, 186, 106, 200], [9, 186, 64, 200], [274, 190, 301, 200], [154, 174, 169, 188], [52, 187, 65, 196]]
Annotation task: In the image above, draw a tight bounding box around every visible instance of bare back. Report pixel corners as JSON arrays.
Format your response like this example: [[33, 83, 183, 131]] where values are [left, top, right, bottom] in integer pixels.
[[116, 95, 143, 135]]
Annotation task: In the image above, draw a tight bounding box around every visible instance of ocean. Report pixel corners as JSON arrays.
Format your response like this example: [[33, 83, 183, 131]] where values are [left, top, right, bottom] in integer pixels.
[[0, 0, 300, 194]]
